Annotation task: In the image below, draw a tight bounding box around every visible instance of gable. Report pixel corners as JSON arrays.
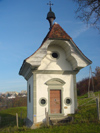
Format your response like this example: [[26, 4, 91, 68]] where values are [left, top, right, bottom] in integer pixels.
[[19, 23, 92, 78], [38, 45, 72, 71]]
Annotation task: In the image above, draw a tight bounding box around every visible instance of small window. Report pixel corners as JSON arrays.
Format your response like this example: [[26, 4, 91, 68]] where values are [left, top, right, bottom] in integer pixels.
[[29, 85, 31, 102], [39, 98, 47, 106], [64, 98, 72, 106], [51, 52, 59, 59], [41, 99, 46, 104]]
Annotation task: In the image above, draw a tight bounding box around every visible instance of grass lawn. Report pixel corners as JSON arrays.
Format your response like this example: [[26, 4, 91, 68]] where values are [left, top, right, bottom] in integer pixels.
[[0, 91, 100, 132]]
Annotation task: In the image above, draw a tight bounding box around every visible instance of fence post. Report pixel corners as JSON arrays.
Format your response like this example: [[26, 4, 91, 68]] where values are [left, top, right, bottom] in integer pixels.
[[45, 108, 49, 126], [46, 112, 49, 126], [20, 111, 22, 119], [16, 113, 19, 127], [96, 96, 100, 120], [45, 108, 46, 116], [0, 116, 1, 127]]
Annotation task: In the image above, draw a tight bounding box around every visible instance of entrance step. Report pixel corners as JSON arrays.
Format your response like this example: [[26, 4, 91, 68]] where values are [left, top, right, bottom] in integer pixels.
[[49, 116, 73, 125]]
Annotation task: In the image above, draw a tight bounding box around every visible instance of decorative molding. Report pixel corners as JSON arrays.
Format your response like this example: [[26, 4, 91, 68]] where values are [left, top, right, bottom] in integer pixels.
[[45, 78, 65, 86], [64, 97, 72, 106], [25, 70, 79, 81], [39, 97, 47, 107], [32, 70, 79, 75]]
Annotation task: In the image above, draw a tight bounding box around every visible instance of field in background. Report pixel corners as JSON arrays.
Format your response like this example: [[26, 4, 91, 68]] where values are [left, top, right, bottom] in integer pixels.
[[0, 91, 100, 132]]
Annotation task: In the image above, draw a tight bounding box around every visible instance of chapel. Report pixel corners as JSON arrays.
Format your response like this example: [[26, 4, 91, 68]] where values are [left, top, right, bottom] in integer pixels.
[[19, 4, 92, 128]]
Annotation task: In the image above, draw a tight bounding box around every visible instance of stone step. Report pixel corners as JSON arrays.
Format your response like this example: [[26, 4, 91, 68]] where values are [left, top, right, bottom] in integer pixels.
[[50, 116, 68, 120], [49, 116, 73, 125]]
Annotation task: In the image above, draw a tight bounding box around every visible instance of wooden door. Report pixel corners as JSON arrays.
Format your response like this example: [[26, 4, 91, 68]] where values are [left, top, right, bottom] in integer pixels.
[[50, 90, 61, 114]]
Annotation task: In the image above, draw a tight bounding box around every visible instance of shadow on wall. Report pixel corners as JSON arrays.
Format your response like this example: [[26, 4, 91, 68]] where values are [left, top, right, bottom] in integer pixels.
[[69, 75, 75, 114], [39, 44, 72, 71]]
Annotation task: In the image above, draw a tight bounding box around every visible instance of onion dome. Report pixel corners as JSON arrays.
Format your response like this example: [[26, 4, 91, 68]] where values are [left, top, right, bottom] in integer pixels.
[[46, 7, 56, 30]]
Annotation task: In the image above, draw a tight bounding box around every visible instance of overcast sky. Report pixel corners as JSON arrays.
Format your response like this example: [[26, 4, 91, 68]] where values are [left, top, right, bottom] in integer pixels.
[[0, 0, 100, 92]]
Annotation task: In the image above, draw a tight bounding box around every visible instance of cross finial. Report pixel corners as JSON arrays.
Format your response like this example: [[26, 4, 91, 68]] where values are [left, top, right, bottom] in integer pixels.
[[47, 1, 53, 8]]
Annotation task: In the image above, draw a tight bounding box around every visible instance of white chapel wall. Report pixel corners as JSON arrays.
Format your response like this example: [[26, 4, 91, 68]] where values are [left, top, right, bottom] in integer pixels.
[[36, 74, 75, 123], [27, 75, 33, 122], [72, 52, 88, 67]]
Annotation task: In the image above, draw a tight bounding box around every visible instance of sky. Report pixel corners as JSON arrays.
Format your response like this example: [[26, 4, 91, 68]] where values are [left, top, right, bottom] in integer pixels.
[[0, 0, 100, 93]]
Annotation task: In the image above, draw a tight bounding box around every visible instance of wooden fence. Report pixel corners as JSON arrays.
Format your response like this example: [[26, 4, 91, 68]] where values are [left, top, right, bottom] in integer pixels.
[[0, 113, 24, 128]]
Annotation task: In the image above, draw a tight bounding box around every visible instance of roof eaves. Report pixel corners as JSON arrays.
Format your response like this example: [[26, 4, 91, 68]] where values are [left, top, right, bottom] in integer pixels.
[[70, 39, 92, 64], [19, 60, 27, 75]]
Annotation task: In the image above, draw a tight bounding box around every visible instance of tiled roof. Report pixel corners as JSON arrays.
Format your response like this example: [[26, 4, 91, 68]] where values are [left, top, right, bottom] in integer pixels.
[[42, 23, 72, 44]]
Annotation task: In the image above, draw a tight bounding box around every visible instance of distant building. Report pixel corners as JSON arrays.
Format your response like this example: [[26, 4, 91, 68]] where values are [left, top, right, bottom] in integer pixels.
[[8, 95, 15, 99], [22, 94, 27, 97], [21, 90, 27, 95], [5, 91, 18, 96]]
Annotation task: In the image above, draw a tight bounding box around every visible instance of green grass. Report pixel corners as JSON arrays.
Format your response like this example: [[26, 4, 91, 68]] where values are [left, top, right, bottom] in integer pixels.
[[1, 123, 100, 133], [0, 107, 26, 117], [0, 91, 100, 132], [0, 107, 27, 129]]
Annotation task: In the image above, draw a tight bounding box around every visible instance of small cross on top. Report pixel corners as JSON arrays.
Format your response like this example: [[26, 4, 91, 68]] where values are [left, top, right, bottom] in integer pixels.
[[47, 1, 53, 8]]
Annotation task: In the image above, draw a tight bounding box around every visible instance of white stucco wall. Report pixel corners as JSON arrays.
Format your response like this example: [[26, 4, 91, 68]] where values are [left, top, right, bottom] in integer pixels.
[[36, 74, 75, 123], [27, 75, 33, 122], [38, 45, 72, 71], [72, 52, 88, 67]]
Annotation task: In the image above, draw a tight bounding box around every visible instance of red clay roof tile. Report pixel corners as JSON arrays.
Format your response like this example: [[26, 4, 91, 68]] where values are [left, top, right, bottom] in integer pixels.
[[46, 23, 72, 40]]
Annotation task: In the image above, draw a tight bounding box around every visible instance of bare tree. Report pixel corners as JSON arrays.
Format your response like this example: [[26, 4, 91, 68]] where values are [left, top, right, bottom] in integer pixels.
[[73, 0, 100, 31], [95, 66, 100, 78]]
